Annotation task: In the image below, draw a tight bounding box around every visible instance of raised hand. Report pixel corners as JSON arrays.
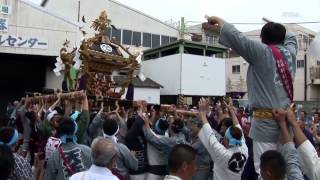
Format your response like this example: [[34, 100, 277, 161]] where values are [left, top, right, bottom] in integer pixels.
[[223, 97, 233, 111], [198, 98, 210, 114], [198, 98, 210, 124], [202, 16, 225, 34], [272, 109, 287, 126], [113, 101, 119, 113], [286, 107, 298, 126]]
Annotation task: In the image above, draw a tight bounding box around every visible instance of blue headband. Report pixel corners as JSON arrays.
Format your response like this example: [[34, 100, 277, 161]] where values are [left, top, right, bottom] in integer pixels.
[[60, 115, 79, 144], [0, 129, 19, 146], [60, 134, 77, 144], [70, 111, 81, 121], [60, 121, 78, 143], [225, 127, 242, 147], [155, 118, 166, 135]]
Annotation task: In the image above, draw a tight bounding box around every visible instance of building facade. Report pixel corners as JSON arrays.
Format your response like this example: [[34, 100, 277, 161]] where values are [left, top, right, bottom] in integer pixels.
[[0, 0, 179, 111], [142, 39, 227, 105]]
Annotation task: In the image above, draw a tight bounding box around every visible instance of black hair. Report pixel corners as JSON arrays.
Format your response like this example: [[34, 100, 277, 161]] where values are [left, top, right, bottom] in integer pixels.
[[301, 111, 307, 116], [168, 144, 196, 173], [103, 116, 119, 135], [0, 144, 14, 180], [260, 150, 286, 180], [0, 115, 10, 128], [260, 22, 286, 45], [57, 117, 76, 137], [153, 105, 161, 112], [218, 117, 233, 132], [171, 118, 184, 134], [127, 117, 136, 130], [54, 106, 64, 115], [155, 118, 169, 134], [230, 126, 242, 140], [0, 127, 15, 144]]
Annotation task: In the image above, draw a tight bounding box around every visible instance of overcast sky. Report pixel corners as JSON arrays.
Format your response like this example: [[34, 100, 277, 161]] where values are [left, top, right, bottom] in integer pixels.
[[30, 0, 320, 32]]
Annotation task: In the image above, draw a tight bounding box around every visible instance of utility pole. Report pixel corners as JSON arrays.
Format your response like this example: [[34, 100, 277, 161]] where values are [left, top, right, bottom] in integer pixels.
[[180, 17, 185, 39], [304, 49, 307, 101]]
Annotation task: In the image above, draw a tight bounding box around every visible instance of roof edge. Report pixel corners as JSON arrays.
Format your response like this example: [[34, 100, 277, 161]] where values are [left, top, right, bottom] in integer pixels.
[[109, 0, 179, 31], [20, 0, 82, 27]]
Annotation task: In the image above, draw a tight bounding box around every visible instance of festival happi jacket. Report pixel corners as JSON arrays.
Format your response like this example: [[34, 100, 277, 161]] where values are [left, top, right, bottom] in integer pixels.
[[199, 123, 248, 180], [44, 142, 92, 180], [218, 22, 297, 143]]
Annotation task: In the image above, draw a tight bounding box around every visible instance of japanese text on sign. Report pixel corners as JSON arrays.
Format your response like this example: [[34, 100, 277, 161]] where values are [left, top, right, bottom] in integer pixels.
[[0, 17, 8, 32], [0, 34, 48, 49], [0, 4, 11, 15]]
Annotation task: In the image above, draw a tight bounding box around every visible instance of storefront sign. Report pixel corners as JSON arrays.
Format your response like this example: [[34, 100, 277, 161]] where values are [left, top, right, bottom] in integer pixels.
[[0, 4, 11, 15], [0, 17, 8, 32], [0, 34, 48, 49]]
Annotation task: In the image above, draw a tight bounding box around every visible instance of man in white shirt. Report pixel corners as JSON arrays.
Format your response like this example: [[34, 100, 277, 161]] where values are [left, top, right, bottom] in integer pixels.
[[164, 144, 198, 180], [70, 137, 119, 180], [198, 98, 248, 180]]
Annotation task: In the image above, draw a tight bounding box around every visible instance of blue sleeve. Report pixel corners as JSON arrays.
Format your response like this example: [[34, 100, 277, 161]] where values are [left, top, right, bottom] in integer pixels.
[[87, 113, 103, 138], [219, 23, 268, 65], [280, 142, 304, 180], [143, 128, 176, 152]]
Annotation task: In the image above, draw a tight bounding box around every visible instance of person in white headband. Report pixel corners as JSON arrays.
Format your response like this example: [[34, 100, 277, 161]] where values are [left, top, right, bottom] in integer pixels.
[[102, 117, 138, 179]]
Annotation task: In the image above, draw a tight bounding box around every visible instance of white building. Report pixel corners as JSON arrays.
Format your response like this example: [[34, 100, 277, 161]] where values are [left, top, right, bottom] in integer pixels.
[[114, 76, 163, 104], [0, 0, 179, 111], [142, 39, 227, 105]]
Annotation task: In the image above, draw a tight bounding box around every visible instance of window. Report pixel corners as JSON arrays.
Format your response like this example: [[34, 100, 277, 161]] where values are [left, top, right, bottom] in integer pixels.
[[206, 35, 214, 44], [132, 31, 141, 46], [298, 34, 309, 50], [161, 35, 170, 45], [152, 34, 160, 48], [297, 60, 305, 68], [170, 37, 178, 43], [184, 47, 203, 55], [143, 33, 151, 47], [122, 30, 132, 45], [232, 65, 240, 74], [111, 28, 121, 43]]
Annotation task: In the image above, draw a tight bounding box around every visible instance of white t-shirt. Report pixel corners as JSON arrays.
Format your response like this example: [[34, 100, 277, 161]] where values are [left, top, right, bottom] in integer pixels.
[[199, 123, 248, 180], [297, 140, 320, 180], [70, 165, 119, 180]]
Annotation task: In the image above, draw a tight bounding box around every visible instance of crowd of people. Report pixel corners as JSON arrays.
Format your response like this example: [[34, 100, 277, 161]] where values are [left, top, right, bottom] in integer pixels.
[[1, 16, 320, 180], [1, 92, 320, 180]]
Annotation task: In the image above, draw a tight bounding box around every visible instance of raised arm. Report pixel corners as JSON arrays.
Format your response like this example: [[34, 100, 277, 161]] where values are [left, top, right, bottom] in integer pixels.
[[198, 98, 230, 163], [48, 94, 61, 112], [204, 16, 267, 64], [142, 114, 176, 152], [285, 109, 320, 180], [286, 109, 307, 146], [272, 109, 304, 180], [224, 98, 239, 126], [76, 94, 90, 144], [87, 102, 104, 138]]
